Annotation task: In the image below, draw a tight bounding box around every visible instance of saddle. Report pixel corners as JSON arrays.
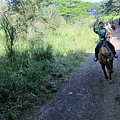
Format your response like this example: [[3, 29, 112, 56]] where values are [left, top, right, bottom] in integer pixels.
[[98, 41, 111, 53]]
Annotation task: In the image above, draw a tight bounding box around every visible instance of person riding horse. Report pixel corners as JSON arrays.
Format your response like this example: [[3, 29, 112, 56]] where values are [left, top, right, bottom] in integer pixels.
[[93, 20, 118, 62], [110, 21, 116, 31], [104, 23, 113, 40]]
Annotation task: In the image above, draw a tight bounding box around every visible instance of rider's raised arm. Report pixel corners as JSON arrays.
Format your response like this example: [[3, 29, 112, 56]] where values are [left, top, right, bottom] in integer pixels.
[[93, 21, 98, 34]]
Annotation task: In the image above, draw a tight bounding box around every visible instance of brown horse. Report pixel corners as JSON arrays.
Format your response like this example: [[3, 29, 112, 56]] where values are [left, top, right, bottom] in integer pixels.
[[98, 44, 114, 81]]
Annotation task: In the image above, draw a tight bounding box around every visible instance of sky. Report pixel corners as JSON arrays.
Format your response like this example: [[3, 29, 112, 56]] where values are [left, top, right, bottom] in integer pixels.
[[81, 0, 102, 2], [0, 0, 6, 6]]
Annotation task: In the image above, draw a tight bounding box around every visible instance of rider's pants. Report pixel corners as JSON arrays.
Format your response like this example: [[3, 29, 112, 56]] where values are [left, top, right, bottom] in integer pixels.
[[95, 41, 116, 59]]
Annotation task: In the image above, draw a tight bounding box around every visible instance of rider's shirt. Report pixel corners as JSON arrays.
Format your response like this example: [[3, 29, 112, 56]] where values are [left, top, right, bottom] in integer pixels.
[[94, 28, 109, 42]]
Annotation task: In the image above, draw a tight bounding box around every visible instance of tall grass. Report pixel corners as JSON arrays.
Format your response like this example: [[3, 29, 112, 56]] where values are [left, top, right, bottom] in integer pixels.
[[46, 20, 97, 55], [0, 19, 98, 120]]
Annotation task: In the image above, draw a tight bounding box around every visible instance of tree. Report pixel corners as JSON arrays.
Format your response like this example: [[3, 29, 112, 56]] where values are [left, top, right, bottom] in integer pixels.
[[51, 0, 95, 21], [4, 0, 43, 34], [99, 0, 120, 15]]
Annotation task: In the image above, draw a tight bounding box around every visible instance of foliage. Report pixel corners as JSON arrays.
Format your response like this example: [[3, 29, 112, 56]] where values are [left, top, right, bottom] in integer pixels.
[[40, 5, 65, 30], [0, 44, 62, 120], [37, 0, 99, 21], [52, 0, 90, 21], [0, 18, 97, 119], [5, 0, 43, 35], [1, 12, 16, 61], [0, 0, 99, 120], [99, 0, 120, 15], [86, 2, 100, 13]]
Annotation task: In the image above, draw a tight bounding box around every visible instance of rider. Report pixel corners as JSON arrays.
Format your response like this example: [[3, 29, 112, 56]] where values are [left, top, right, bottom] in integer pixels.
[[111, 21, 114, 25], [105, 22, 113, 39], [104, 23, 113, 34], [93, 20, 118, 62]]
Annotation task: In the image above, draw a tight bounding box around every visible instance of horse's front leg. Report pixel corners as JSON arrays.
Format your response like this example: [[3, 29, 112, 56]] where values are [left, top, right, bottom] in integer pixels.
[[109, 73, 112, 80], [109, 71, 113, 83], [111, 60, 114, 72], [109, 60, 114, 81], [101, 64, 108, 79]]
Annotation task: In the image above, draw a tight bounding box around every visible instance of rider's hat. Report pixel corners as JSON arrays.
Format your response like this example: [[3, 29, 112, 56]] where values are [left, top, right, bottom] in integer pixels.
[[98, 22, 104, 25]]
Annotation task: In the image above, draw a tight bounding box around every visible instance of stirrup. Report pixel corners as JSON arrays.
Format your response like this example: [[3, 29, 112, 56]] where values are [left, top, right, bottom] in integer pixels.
[[94, 57, 98, 62], [114, 54, 118, 58]]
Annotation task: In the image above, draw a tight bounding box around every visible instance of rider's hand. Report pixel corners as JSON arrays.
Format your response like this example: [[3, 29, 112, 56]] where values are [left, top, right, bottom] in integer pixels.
[[94, 19, 99, 24]]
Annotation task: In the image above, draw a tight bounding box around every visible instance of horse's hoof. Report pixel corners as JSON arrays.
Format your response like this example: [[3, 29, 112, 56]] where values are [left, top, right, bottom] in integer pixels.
[[109, 80, 113, 84], [105, 76, 108, 79]]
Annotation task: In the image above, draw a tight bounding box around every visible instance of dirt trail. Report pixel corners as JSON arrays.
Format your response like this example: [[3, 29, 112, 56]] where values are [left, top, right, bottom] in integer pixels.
[[27, 27, 120, 120], [100, 27, 120, 120]]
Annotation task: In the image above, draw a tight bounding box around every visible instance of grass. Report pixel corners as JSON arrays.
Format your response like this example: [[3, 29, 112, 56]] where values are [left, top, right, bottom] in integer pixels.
[[46, 20, 96, 54], [0, 18, 98, 120]]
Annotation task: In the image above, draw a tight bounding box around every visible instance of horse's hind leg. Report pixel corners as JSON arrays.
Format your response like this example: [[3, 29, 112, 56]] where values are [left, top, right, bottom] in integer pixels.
[[109, 70, 114, 82], [109, 61, 114, 81], [109, 73, 112, 80], [111, 60, 114, 72], [101, 64, 108, 79], [109, 73, 114, 83]]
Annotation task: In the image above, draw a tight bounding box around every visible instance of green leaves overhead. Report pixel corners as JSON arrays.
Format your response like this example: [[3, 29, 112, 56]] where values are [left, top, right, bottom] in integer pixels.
[[4, 0, 99, 32], [5, 0, 99, 21], [51, 0, 95, 20], [99, 0, 120, 15]]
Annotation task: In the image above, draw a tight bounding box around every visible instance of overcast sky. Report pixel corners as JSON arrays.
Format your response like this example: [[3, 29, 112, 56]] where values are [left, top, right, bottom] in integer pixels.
[[0, 0, 6, 6], [81, 0, 101, 2]]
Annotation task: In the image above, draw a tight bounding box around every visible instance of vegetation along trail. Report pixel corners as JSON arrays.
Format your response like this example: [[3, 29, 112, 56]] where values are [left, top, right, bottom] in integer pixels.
[[1, 0, 120, 119], [27, 27, 120, 120]]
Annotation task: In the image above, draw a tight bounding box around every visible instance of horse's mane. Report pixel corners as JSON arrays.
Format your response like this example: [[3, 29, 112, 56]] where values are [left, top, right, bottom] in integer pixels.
[[101, 44, 111, 54], [99, 44, 112, 60]]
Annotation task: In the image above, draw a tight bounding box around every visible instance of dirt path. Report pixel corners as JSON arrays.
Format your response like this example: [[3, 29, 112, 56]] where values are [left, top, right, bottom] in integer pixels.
[[27, 27, 120, 120], [100, 27, 120, 120]]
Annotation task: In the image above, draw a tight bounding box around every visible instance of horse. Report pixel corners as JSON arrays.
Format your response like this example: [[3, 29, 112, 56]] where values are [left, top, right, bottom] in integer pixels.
[[98, 42, 114, 82]]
